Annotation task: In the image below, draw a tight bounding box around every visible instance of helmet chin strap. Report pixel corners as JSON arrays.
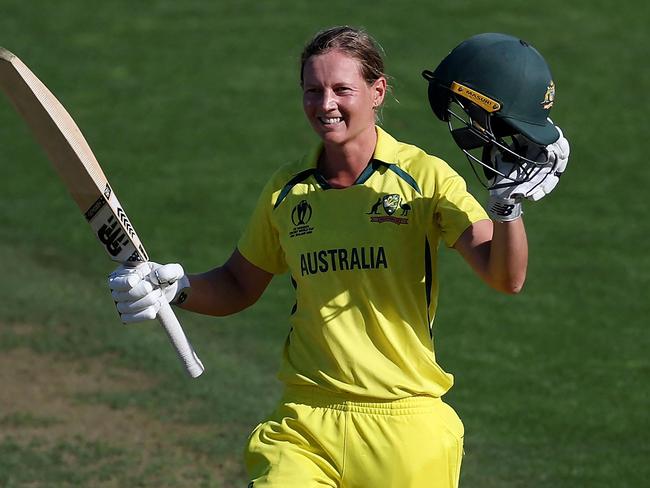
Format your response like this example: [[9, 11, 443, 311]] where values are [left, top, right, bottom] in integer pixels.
[[445, 98, 549, 190]]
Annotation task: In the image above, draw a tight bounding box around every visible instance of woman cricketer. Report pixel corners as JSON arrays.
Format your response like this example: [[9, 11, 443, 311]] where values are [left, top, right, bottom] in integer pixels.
[[109, 27, 569, 487]]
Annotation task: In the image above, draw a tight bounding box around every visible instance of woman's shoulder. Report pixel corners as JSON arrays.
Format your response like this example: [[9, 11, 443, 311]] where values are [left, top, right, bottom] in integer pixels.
[[253, 154, 319, 207], [391, 135, 461, 184], [377, 127, 454, 173], [264, 157, 315, 189]]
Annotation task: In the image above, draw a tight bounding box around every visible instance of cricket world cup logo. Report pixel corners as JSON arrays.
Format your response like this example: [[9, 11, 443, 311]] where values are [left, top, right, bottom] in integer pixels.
[[291, 200, 312, 226], [289, 200, 314, 238]]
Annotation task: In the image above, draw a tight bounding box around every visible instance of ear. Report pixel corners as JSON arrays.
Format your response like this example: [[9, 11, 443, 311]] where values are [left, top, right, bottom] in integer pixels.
[[372, 76, 387, 108]]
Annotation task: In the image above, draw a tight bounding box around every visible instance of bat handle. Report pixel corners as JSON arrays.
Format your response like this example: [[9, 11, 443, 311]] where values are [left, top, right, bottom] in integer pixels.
[[156, 301, 205, 378]]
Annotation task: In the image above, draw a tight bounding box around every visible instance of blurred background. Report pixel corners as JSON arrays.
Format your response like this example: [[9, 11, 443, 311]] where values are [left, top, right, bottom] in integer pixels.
[[0, 1, 647, 486]]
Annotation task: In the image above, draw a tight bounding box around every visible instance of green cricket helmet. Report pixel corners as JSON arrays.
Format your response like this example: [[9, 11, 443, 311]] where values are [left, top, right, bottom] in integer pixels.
[[422, 33, 559, 187]]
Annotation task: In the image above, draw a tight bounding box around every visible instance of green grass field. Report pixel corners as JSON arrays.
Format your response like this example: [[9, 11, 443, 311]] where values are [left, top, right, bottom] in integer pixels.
[[1, 1, 647, 486]]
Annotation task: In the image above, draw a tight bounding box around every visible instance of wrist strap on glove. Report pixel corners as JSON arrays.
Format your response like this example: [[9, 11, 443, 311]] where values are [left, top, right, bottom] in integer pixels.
[[171, 289, 189, 306], [168, 273, 190, 305], [487, 195, 523, 222], [150, 266, 191, 306]]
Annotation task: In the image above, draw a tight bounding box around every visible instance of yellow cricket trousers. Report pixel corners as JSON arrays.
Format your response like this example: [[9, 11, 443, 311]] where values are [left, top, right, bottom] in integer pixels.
[[245, 387, 464, 488]]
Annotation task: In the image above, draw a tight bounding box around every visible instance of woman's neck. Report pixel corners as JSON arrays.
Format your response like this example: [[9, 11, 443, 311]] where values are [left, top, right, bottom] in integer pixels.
[[318, 127, 377, 188]]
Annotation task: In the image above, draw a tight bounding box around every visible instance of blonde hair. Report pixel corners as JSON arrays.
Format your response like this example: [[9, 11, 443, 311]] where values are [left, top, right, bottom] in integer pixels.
[[300, 26, 386, 86]]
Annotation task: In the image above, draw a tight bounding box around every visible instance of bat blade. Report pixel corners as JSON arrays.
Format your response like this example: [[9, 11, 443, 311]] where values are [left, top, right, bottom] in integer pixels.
[[0, 48, 146, 263], [0, 47, 204, 378]]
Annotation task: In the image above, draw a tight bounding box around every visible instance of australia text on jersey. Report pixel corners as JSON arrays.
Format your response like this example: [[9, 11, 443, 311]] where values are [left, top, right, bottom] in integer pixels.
[[300, 246, 388, 276]]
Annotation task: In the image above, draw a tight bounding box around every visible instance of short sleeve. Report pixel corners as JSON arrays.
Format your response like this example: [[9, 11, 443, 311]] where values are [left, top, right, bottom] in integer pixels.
[[237, 178, 288, 275], [435, 173, 489, 248]]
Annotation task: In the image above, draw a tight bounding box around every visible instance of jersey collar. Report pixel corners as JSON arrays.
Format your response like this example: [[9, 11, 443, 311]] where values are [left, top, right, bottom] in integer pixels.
[[303, 125, 401, 169], [372, 126, 401, 165]]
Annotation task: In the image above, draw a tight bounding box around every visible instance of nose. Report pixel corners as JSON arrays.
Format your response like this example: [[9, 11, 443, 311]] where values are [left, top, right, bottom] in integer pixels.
[[320, 89, 336, 111]]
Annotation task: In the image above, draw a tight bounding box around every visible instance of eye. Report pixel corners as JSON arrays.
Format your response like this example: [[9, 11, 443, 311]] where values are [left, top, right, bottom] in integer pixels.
[[335, 86, 353, 95]]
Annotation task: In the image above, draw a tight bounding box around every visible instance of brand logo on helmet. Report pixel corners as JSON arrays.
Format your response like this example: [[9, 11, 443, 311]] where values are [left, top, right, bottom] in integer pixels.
[[541, 81, 555, 109], [451, 82, 501, 113]]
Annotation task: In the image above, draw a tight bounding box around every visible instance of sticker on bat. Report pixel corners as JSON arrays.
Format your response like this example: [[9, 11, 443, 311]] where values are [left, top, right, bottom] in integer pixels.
[[117, 207, 136, 239], [127, 249, 147, 262], [86, 198, 138, 262], [97, 215, 129, 257], [85, 195, 107, 221]]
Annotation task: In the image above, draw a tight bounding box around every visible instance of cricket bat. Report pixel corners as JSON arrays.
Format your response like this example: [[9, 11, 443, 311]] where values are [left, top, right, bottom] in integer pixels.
[[0, 47, 204, 378]]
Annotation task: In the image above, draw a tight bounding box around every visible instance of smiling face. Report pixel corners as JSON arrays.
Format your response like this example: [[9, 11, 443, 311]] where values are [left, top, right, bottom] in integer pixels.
[[302, 50, 386, 148]]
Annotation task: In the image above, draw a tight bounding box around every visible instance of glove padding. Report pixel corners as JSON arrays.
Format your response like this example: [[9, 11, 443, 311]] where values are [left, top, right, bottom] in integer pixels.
[[487, 126, 570, 221], [108, 262, 189, 324]]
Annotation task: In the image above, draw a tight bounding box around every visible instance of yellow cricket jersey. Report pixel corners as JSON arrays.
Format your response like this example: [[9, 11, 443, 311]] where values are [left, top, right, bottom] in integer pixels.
[[238, 127, 488, 400]]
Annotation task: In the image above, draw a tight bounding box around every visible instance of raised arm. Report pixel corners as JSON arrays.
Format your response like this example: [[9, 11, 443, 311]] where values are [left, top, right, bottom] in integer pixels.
[[454, 218, 528, 294], [453, 128, 569, 294], [108, 249, 273, 323]]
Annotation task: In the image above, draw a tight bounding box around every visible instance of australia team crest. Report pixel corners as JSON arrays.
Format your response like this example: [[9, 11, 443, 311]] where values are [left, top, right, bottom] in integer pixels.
[[367, 194, 410, 225], [382, 194, 401, 215]]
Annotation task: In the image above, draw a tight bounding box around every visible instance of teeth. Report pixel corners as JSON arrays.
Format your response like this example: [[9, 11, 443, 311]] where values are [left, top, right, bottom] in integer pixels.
[[320, 117, 342, 124]]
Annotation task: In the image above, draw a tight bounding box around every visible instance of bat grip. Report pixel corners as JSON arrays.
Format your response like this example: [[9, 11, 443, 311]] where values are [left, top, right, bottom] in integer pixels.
[[156, 301, 205, 378]]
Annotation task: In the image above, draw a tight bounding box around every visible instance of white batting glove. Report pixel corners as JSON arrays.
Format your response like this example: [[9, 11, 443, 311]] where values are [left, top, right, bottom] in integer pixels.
[[487, 126, 570, 222], [108, 262, 190, 324]]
